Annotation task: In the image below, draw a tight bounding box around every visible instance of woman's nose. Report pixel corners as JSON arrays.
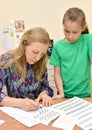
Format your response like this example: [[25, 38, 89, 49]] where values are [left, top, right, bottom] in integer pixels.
[[35, 54, 42, 61]]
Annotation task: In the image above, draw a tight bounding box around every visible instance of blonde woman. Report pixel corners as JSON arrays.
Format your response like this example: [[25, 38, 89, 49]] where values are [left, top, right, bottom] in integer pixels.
[[0, 27, 53, 111]]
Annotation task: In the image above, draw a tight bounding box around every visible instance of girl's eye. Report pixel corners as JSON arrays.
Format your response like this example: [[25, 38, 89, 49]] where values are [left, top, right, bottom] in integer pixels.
[[65, 30, 70, 33], [73, 31, 78, 34], [64, 30, 79, 34]]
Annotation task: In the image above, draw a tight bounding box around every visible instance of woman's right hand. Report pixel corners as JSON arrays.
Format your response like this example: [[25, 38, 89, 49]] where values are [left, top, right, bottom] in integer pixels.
[[20, 98, 40, 111], [0, 97, 40, 111]]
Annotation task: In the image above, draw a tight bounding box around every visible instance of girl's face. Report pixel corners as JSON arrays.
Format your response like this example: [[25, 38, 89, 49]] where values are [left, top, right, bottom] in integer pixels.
[[63, 20, 83, 43], [25, 42, 48, 64]]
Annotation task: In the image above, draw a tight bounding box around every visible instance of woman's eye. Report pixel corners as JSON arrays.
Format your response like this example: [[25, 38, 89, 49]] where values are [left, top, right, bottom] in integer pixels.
[[33, 51, 38, 54]]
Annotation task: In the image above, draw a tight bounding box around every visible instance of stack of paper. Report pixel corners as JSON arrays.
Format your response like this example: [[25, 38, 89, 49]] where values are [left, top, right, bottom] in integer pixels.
[[51, 97, 92, 130]]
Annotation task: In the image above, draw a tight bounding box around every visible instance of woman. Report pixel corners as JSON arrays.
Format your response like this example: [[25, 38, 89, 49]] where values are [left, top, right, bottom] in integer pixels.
[[0, 27, 53, 111]]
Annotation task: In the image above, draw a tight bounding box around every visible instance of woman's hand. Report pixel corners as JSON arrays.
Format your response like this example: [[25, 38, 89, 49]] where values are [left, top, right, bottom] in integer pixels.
[[1, 97, 40, 111], [18, 98, 40, 111], [36, 90, 52, 107]]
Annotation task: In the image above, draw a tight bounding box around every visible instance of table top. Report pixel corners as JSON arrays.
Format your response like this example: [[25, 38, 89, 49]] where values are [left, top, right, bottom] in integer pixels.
[[0, 98, 91, 130]]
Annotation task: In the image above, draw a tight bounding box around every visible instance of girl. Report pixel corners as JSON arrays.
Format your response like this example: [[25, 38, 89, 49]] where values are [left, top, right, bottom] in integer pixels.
[[50, 7, 92, 98]]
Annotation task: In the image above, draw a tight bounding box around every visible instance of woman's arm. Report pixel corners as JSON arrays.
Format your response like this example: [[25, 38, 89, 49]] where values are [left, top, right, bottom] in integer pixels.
[[0, 96, 39, 111]]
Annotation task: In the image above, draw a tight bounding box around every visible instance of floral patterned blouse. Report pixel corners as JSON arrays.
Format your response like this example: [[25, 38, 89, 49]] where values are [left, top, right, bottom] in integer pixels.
[[0, 54, 53, 101]]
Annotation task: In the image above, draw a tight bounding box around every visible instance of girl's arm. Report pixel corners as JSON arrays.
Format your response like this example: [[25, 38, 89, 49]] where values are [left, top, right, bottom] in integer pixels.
[[91, 58, 92, 63], [54, 66, 64, 98]]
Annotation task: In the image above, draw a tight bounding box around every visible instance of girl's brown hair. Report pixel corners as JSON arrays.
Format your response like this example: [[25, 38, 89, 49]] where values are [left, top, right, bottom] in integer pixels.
[[62, 7, 89, 34]]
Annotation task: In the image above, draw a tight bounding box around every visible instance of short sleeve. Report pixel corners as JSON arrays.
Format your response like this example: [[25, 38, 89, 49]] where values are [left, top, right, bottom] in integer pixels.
[[50, 43, 61, 66], [88, 34, 92, 57]]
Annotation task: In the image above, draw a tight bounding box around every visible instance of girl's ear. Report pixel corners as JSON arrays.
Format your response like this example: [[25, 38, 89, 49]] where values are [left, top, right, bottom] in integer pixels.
[[82, 24, 87, 31], [82, 24, 89, 34], [82, 25, 87, 32]]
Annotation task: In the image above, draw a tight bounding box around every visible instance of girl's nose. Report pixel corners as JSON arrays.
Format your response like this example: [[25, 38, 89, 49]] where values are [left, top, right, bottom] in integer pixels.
[[69, 33, 73, 38], [69, 35, 72, 38]]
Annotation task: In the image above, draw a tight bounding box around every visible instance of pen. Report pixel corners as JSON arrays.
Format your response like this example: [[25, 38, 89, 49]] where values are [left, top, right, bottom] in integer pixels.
[[39, 104, 43, 109], [34, 99, 43, 109]]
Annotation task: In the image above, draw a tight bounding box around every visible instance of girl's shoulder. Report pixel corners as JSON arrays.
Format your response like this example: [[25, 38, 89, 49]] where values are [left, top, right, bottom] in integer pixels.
[[0, 53, 14, 67], [54, 39, 64, 47], [82, 34, 92, 39]]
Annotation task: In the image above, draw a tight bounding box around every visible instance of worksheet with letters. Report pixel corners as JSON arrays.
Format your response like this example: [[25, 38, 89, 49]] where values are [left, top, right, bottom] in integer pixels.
[[0, 105, 61, 127]]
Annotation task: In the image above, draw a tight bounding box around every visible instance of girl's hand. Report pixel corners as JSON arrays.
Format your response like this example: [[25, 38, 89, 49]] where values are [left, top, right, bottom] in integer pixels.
[[51, 94, 64, 100], [36, 90, 52, 107]]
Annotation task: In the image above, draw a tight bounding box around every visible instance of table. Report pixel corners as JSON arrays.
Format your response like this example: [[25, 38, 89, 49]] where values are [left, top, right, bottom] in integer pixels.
[[0, 98, 92, 130]]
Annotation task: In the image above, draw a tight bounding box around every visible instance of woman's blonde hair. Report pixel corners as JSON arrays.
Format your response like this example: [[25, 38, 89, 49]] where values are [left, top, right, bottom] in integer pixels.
[[1, 27, 50, 82]]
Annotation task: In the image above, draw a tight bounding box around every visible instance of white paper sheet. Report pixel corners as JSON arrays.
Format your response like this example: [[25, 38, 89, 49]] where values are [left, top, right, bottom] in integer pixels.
[[2, 30, 12, 52], [52, 112, 75, 130], [0, 107, 39, 127], [51, 97, 92, 130], [0, 106, 61, 127], [0, 120, 5, 125]]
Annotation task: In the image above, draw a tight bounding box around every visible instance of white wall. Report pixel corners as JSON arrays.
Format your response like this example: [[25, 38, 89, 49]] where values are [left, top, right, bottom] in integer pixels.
[[0, 0, 92, 51]]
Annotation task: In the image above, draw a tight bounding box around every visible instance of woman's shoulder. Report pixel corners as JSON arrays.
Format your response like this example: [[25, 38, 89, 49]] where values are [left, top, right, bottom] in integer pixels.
[[0, 53, 14, 67]]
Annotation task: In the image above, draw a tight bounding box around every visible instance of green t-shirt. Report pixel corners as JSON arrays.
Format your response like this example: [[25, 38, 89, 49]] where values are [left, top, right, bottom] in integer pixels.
[[50, 34, 92, 98]]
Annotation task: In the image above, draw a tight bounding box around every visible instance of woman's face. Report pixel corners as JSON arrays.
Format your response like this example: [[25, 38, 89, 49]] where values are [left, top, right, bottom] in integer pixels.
[[25, 42, 48, 64], [63, 20, 83, 43]]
